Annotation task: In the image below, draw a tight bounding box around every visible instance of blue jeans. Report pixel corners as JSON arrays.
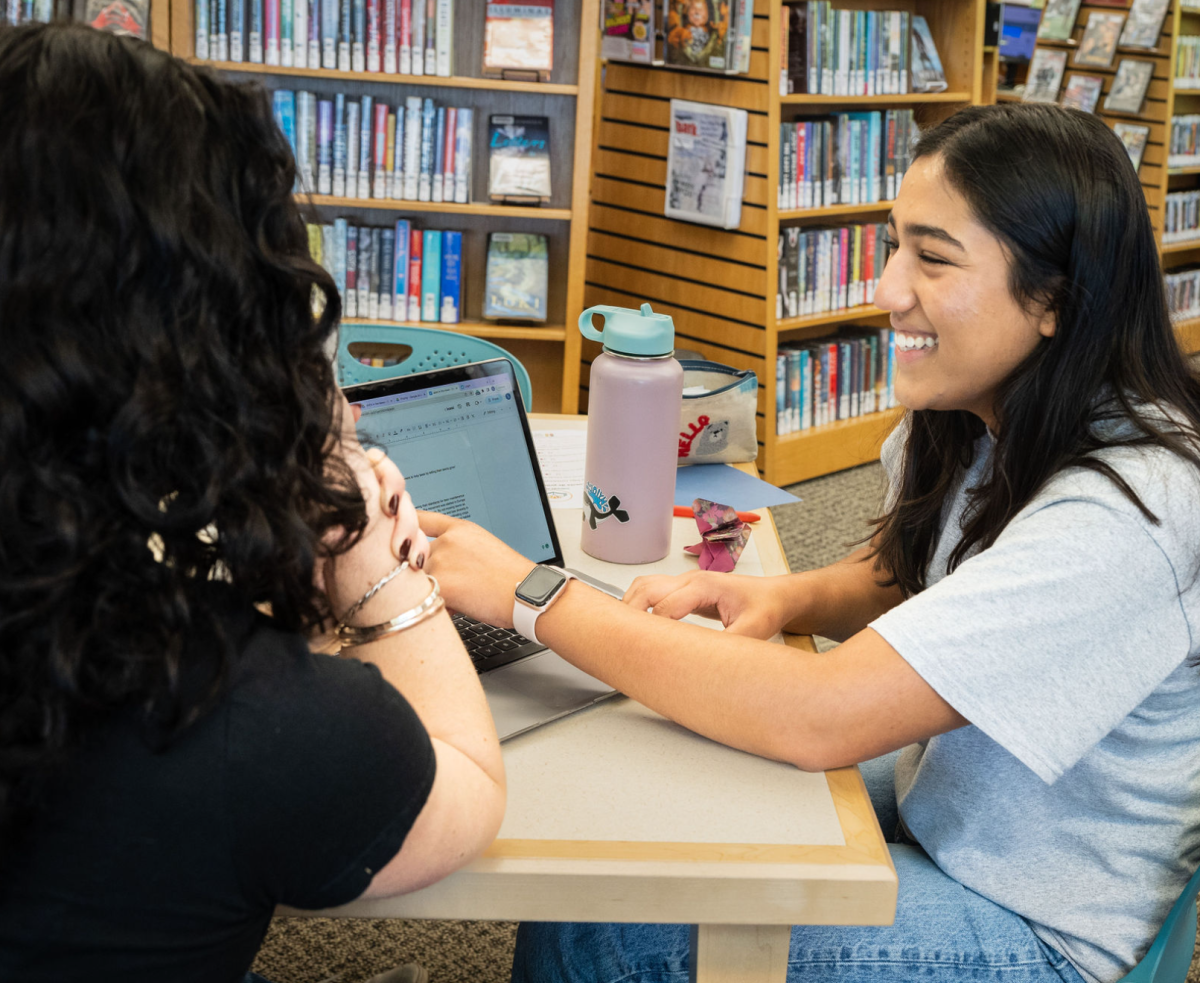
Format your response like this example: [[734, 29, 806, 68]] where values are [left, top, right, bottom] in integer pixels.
[[511, 752, 1087, 983]]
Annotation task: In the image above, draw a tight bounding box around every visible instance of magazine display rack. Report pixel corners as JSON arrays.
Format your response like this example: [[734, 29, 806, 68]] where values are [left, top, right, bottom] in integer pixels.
[[583, 0, 985, 485], [998, 0, 1200, 356], [167, 0, 600, 413]]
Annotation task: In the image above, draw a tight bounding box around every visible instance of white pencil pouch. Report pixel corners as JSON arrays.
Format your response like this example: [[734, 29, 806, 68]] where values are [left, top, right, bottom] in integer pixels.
[[676, 361, 759, 466]]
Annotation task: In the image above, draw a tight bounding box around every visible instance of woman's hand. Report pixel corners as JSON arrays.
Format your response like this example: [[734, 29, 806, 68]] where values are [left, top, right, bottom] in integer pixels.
[[419, 510, 536, 629], [622, 570, 792, 640]]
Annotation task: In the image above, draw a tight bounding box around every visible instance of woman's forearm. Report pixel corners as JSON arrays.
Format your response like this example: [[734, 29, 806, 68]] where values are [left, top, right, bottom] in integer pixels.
[[778, 547, 905, 642]]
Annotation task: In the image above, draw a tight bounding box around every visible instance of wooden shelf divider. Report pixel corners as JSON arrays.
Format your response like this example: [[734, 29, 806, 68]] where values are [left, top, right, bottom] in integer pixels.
[[305, 195, 572, 221], [343, 319, 567, 342]]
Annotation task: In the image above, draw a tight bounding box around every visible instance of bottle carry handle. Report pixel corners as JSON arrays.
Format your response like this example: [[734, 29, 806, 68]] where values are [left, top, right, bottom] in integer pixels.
[[578, 303, 655, 343]]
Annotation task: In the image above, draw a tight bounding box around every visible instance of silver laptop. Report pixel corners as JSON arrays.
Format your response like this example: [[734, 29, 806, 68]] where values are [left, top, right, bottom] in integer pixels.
[[343, 358, 618, 740]]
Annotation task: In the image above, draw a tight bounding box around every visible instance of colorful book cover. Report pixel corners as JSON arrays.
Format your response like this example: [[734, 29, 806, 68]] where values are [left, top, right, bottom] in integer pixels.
[[345, 225, 358, 317], [399, 0, 411, 73], [264, 0, 279, 63], [664, 0, 732, 73], [393, 219, 410, 313], [372, 102, 389, 199], [421, 228, 442, 321], [432, 106, 446, 202], [440, 230, 461, 323], [407, 227, 423, 320], [483, 0, 552, 79], [483, 232, 548, 320], [403, 96, 421, 199], [488, 114, 551, 201], [379, 228, 395, 319], [418, 97, 436, 201], [602, 0, 654, 63], [272, 90, 297, 159], [357, 95, 373, 198], [453, 106, 472, 204], [333, 93, 346, 196], [280, 0, 293, 64], [316, 99, 333, 194]]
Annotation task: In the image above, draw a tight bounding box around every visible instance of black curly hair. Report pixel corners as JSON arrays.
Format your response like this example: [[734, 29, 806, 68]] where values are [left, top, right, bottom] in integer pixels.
[[0, 22, 367, 853]]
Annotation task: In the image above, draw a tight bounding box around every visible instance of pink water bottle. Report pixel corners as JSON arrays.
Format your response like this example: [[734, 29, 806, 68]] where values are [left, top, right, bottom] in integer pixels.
[[579, 303, 684, 564]]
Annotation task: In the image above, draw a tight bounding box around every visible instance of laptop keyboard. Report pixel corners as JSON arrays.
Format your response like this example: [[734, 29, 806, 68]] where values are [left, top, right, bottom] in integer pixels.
[[453, 614, 545, 673]]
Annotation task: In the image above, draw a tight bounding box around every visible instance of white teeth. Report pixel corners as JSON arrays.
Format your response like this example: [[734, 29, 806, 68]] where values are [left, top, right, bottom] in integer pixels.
[[897, 333, 938, 350]]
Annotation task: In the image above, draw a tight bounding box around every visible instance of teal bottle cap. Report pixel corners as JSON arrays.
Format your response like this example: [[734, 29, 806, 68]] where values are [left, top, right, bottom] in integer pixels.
[[577, 302, 675, 357]]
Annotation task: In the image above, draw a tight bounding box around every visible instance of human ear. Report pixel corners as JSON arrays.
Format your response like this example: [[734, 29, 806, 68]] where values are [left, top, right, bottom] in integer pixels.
[[1037, 309, 1056, 339]]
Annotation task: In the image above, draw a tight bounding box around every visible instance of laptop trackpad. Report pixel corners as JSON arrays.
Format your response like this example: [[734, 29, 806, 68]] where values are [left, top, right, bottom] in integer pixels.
[[482, 652, 615, 739]]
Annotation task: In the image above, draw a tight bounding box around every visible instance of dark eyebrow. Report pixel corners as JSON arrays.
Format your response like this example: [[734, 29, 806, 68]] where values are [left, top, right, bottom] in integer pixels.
[[886, 212, 966, 251]]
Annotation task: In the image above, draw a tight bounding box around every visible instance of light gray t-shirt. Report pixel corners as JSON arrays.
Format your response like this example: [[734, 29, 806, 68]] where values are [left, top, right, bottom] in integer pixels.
[[871, 415, 1200, 983]]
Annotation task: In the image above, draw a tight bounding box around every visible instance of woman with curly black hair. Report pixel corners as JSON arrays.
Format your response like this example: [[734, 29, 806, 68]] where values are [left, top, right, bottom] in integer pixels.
[[0, 21, 504, 982]]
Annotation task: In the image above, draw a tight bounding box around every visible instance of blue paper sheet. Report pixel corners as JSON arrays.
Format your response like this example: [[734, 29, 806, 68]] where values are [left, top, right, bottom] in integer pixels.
[[674, 464, 800, 510]]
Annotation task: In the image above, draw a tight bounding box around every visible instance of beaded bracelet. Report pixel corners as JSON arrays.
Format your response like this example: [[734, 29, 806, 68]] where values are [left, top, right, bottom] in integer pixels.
[[336, 574, 444, 649]]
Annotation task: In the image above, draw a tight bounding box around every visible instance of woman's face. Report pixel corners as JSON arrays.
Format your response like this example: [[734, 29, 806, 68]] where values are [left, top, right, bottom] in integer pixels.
[[688, 2, 708, 26], [874, 154, 1055, 432]]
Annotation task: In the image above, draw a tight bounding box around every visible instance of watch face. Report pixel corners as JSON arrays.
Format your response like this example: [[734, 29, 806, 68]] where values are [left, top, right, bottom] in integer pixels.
[[516, 566, 567, 606]]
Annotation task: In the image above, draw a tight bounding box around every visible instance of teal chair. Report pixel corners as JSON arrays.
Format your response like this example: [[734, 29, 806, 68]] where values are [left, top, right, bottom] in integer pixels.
[[1119, 863, 1200, 982], [337, 323, 533, 409]]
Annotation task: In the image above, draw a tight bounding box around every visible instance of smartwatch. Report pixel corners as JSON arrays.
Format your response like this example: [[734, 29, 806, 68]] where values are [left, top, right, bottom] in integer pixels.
[[513, 565, 575, 646]]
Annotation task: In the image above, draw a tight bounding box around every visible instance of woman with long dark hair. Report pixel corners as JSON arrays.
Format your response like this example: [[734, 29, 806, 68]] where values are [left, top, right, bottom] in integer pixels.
[[424, 103, 1200, 982], [0, 21, 504, 981]]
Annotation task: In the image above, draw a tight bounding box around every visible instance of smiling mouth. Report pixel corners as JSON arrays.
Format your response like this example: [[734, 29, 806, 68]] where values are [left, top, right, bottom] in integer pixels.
[[895, 332, 939, 351]]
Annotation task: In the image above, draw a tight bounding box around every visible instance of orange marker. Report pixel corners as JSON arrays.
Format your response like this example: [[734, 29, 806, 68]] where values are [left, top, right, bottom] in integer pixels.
[[673, 505, 761, 524]]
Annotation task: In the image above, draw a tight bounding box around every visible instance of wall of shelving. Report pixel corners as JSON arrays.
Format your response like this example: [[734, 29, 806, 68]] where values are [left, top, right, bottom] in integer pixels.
[[583, 0, 984, 485], [168, 0, 600, 413]]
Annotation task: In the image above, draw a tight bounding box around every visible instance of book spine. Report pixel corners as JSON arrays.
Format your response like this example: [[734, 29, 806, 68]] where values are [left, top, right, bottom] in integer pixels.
[[418, 97, 435, 201], [249, 0, 264, 60], [372, 102, 389, 199], [345, 225, 358, 317], [280, 0, 292, 65], [368, 228, 381, 319], [321, 0, 337, 66], [383, 0, 397, 71], [356, 224, 371, 317], [333, 218, 348, 299], [196, 0, 211, 59], [775, 353, 786, 435], [317, 98, 333, 194], [295, 91, 314, 192], [320, 224, 335, 279], [272, 90, 297, 157], [407, 228, 422, 320], [424, 0, 437, 74], [453, 107, 472, 204], [216, 0, 228, 61], [432, 106, 446, 203], [421, 228, 441, 321], [292, 0, 306, 66], [230, 0, 245, 60], [338, 0, 352, 70], [384, 110, 397, 198], [442, 106, 458, 205], [307, 0, 320, 66], [435, 0, 452, 76], [393, 220, 410, 315], [333, 93, 347, 197], [440, 230, 461, 323], [352, 0, 366, 71], [800, 350, 811, 430], [789, 349, 801, 432], [399, 0, 411, 73], [391, 107, 405, 199], [366, 0, 380, 70], [404, 96, 422, 199], [378, 229, 395, 319], [356, 96, 372, 198], [409, 0, 424, 75], [264, 0, 279, 63]]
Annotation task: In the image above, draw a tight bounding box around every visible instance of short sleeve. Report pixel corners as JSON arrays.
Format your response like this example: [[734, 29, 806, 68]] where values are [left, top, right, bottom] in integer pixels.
[[871, 497, 1193, 783], [224, 626, 436, 909]]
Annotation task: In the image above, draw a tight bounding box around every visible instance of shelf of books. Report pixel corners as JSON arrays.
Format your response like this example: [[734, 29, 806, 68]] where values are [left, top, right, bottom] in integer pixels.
[[993, 0, 1200, 354], [170, 0, 600, 413], [585, 0, 984, 485]]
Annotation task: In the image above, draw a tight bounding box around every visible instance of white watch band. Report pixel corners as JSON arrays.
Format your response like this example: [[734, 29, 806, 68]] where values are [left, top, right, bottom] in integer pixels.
[[513, 568, 574, 647]]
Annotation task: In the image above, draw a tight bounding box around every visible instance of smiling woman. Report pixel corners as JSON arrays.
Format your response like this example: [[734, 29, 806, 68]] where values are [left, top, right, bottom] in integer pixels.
[[421, 102, 1200, 983]]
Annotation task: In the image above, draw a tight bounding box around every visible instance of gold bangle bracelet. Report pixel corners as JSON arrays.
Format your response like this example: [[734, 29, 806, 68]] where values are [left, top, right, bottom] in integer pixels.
[[335, 574, 444, 648]]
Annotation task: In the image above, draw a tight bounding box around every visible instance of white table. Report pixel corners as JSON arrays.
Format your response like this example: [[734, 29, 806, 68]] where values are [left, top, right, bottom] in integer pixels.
[[286, 416, 897, 983]]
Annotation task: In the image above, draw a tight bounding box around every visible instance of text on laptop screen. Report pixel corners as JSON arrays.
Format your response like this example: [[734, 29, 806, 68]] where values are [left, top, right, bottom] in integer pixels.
[[354, 372, 557, 564]]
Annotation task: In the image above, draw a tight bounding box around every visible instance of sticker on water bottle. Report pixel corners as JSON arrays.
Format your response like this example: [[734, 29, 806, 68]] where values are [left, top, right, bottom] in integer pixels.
[[584, 482, 630, 530]]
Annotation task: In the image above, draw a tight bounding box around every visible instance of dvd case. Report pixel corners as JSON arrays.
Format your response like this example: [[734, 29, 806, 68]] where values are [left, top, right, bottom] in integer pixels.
[[484, 232, 548, 320], [488, 115, 551, 203]]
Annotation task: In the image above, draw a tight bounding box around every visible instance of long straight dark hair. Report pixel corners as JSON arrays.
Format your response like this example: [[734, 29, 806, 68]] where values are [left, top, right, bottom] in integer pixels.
[[872, 104, 1200, 596]]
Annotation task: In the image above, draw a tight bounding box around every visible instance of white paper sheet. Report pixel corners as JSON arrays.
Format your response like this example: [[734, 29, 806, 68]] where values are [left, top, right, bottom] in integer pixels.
[[530, 429, 588, 509]]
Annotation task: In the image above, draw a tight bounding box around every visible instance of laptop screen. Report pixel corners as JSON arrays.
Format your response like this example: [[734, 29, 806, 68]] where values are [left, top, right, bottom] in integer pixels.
[[344, 359, 562, 565]]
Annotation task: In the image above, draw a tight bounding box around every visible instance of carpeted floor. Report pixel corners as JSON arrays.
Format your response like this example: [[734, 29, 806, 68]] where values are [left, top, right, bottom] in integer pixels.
[[253, 461, 1200, 982]]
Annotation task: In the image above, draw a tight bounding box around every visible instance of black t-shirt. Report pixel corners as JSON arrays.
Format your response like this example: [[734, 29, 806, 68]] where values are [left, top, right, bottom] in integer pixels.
[[0, 595, 436, 983]]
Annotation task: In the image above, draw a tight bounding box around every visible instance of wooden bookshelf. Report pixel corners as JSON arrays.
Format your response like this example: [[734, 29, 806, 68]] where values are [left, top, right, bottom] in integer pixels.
[[583, 0, 985, 485], [170, 0, 600, 413]]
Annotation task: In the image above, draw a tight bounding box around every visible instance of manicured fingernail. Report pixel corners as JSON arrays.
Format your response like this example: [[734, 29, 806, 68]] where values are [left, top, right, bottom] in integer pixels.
[[399, 538, 411, 561], [415, 553, 425, 569], [387, 494, 399, 517]]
